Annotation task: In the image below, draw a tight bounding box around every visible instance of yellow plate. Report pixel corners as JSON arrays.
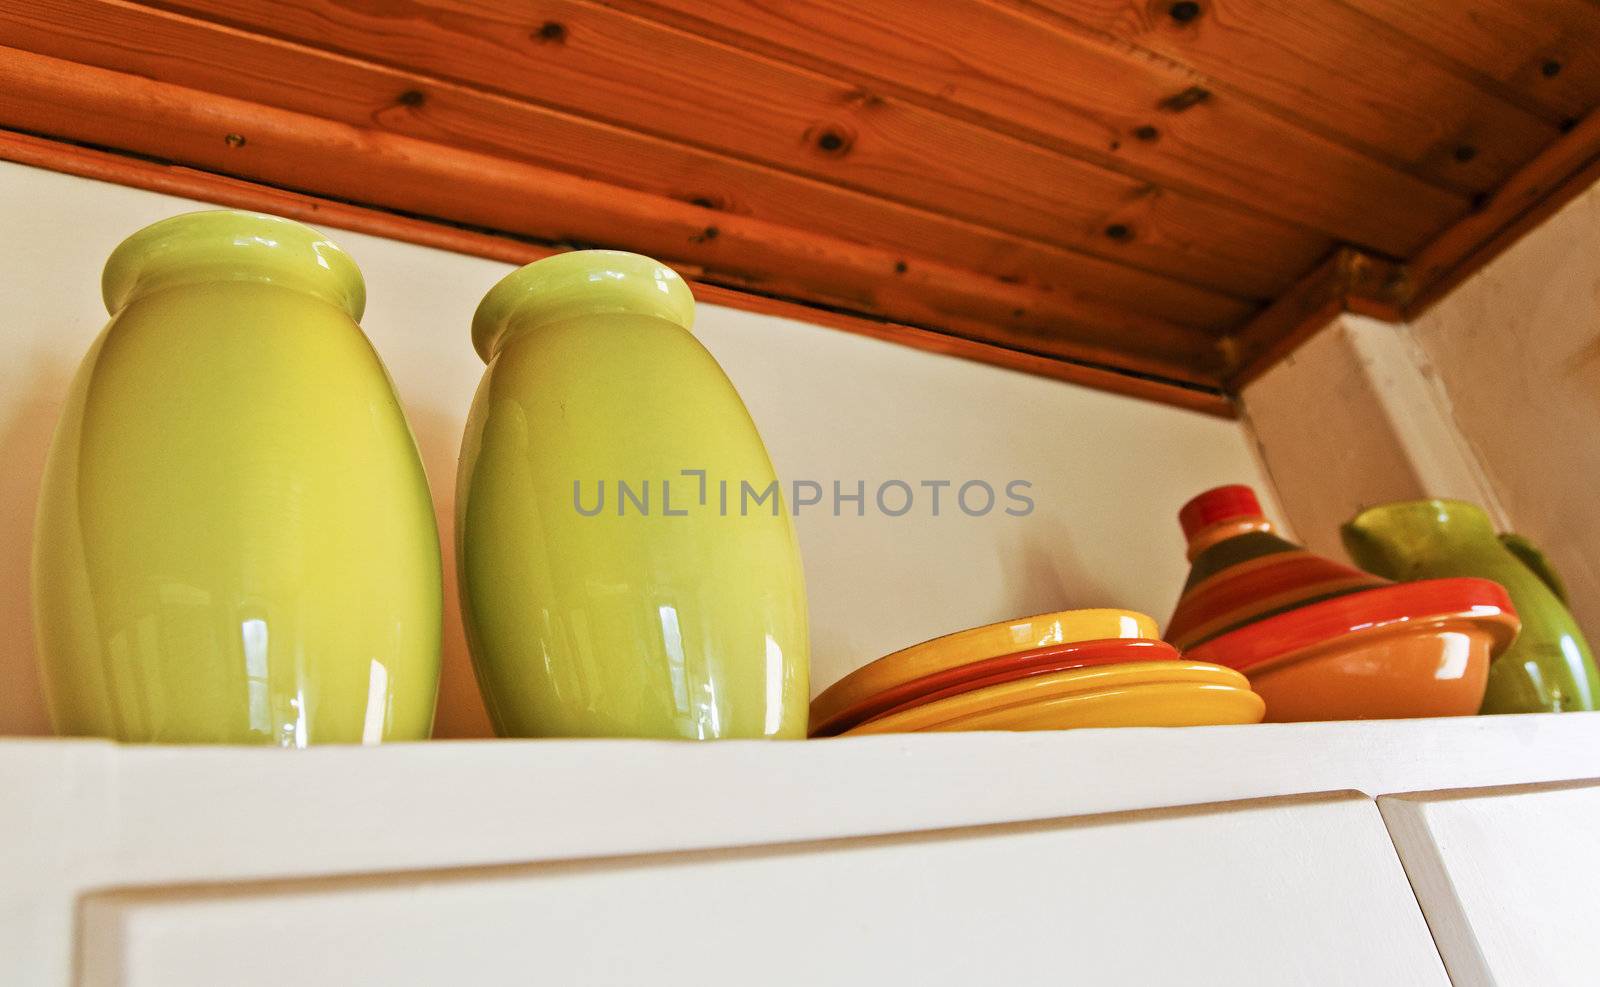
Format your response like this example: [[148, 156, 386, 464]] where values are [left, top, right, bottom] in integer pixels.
[[811, 608, 1159, 729], [842, 661, 1263, 734]]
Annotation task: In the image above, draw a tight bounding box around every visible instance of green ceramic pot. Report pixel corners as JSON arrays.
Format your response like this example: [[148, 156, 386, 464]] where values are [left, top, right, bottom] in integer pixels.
[[1342, 500, 1598, 714], [456, 250, 809, 738], [32, 211, 443, 744]]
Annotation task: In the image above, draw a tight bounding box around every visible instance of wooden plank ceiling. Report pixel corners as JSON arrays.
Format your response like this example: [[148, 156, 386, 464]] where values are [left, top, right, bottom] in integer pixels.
[[2, 0, 1599, 411]]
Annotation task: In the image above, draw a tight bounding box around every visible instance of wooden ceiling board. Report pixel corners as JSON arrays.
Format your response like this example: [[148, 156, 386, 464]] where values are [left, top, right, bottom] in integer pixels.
[[1403, 103, 1600, 315], [0, 45, 1228, 384], [1, 0, 1597, 408], [1340, 0, 1600, 126], [1019, 0, 1561, 198], [0, 0, 1257, 336], [143, 0, 1325, 298], [595, 0, 1465, 257], [589, 0, 1467, 256]]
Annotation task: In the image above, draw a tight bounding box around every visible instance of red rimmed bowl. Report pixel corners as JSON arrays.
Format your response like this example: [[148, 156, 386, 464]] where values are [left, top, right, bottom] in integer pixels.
[[1186, 577, 1519, 721], [810, 638, 1179, 737]]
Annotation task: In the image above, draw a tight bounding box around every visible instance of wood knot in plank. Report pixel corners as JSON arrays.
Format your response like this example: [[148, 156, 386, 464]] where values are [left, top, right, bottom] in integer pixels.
[[1159, 86, 1211, 112], [1167, 1, 1202, 23], [805, 124, 855, 157]]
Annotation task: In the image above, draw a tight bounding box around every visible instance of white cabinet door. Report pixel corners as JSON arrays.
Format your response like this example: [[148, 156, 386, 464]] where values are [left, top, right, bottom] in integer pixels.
[[80, 792, 1445, 987], [1380, 781, 1600, 987]]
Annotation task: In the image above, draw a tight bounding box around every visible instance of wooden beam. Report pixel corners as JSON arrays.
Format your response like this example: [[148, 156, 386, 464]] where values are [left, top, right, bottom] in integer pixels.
[[1222, 248, 1404, 388], [0, 44, 1230, 387], [1222, 103, 1600, 379], [0, 129, 1237, 418], [1225, 104, 1600, 385], [1402, 107, 1600, 316]]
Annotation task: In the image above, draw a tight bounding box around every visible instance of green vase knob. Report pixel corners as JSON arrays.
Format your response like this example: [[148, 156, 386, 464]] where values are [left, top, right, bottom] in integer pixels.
[[1342, 500, 1598, 714], [456, 250, 810, 738], [32, 210, 443, 744]]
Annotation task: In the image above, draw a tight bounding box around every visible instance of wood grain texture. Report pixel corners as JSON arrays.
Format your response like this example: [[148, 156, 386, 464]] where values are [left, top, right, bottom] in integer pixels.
[[3, 131, 1235, 419], [0, 45, 1236, 384], [1344, 0, 1600, 126], [1223, 248, 1403, 386], [0, 124, 1233, 417], [1403, 105, 1600, 316], [0, 0, 1258, 334], [595, 0, 1466, 256], [1020, 0, 1561, 198], [141, 0, 1325, 297], [1236, 106, 1600, 361], [1, 0, 1593, 397]]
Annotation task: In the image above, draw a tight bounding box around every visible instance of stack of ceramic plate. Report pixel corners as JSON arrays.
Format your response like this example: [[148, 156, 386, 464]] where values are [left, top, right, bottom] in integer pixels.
[[810, 608, 1265, 736]]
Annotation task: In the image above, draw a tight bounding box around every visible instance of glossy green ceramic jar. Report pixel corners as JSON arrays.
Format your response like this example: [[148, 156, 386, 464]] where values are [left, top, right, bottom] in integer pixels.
[[1343, 500, 1598, 714], [32, 211, 442, 744], [456, 251, 809, 738]]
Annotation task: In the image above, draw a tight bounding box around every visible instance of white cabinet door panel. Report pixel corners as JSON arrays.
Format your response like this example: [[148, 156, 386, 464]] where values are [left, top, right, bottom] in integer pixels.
[[1381, 781, 1600, 987], [80, 792, 1445, 987]]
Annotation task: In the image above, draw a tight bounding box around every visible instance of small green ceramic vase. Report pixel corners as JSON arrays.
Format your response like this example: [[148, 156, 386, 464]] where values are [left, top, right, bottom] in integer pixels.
[[456, 250, 810, 739], [32, 211, 443, 744], [1342, 500, 1598, 714]]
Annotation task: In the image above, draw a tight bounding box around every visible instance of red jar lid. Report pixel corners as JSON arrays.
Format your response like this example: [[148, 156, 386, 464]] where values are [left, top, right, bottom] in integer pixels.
[[1180, 485, 1264, 540]]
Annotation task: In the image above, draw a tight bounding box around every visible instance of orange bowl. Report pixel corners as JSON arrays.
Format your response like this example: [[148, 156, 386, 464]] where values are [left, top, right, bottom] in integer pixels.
[[1229, 621, 1501, 721], [1186, 578, 1518, 722]]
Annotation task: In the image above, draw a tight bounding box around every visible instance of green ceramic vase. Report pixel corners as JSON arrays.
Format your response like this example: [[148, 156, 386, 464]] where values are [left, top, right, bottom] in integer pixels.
[[32, 211, 443, 744], [456, 250, 809, 739], [1342, 500, 1598, 714]]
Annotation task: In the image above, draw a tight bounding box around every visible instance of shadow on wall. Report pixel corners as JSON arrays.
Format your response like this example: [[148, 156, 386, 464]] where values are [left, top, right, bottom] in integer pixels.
[[0, 355, 69, 735], [406, 404, 495, 739], [1001, 523, 1112, 617], [805, 520, 1111, 690]]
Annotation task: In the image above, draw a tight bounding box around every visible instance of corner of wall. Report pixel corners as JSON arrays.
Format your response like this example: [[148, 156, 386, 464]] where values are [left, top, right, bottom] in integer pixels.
[[1237, 312, 1503, 560]]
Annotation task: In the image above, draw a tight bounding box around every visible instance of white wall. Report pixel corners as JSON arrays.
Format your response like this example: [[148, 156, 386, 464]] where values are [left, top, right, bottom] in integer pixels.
[[1245, 179, 1600, 642], [1407, 188, 1600, 638], [0, 161, 1276, 737], [1242, 313, 1506, 562]]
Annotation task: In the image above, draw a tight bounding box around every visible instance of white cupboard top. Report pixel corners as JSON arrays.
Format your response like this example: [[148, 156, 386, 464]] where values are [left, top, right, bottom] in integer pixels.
[[6, 713, 1600, 983]]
